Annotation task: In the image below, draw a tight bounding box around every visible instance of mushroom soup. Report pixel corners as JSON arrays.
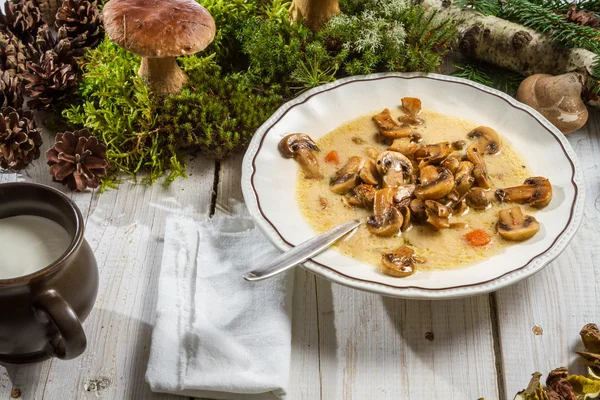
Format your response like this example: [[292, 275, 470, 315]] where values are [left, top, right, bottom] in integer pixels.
[[281, 98, 553, 277]]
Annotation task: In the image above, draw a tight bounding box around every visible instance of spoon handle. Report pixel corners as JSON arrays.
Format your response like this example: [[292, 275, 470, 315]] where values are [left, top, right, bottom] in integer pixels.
[[243, 219, 362, 282]]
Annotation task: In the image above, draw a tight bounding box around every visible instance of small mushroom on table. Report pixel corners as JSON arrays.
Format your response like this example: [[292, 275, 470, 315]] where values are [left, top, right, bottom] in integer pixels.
[[497, 206, 540, 241], [381, 246, 426, 277], [279, 134, 323, 179], [102, 0, 216, 95]]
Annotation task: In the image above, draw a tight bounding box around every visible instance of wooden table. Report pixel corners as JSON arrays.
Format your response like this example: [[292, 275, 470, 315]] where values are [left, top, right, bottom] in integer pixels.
[[0, 107, 598, 400]]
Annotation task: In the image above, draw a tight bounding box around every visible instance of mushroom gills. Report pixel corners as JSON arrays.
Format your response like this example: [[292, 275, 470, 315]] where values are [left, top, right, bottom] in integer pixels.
[[497, 206, 540, 241], [330, 156, 365, 194], [380, 245, 425, 278], [495, 177, 552, 208], [467, 126, 502, 155], [377, 150, 414, 188], [278, 133, 323, 179], [367, 188, 403, 237]]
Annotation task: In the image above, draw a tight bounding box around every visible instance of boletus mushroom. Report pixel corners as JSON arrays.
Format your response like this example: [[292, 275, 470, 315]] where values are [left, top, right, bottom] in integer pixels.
[[289, 0, 340, 32], [330, 156, 365, 194], [424, 200, 450, 229], [102, 0, 216, 95], [497, 206, 540, 241], [372, 108, 412, 139], [367, 188, 403, 236], [380, 246, 425, 277], [279, 134, 323, 179], [516, 72, 588, 134], [399, 97, 423, 125], [467, 126, 502, 155], [414, 166, 455, 200], [376, 151, 414, 188], [496, 177, 552, 208]]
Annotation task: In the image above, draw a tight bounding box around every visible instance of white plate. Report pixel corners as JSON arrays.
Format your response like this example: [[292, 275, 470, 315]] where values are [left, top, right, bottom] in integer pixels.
[[241, 73, 585, 299]]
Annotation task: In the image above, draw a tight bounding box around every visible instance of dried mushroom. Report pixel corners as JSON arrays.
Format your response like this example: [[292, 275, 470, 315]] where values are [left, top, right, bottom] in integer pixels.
[[330, 156, 365, 194], [399, 97, 423, 125], [377, 151, 414, 188], [496, 177, 552, 209], [381, 246, 424, 277], [279, 134, 323, 179], [581, 324, 600, 353], [372, 108, 412, 139], [497, 206, 540, 241], [414, 166, 455, 200], [367, 188, 403, 236]]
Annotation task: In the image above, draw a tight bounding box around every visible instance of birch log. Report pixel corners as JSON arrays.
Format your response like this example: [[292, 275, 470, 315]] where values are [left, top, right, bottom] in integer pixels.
[[420, 0, 600, 107]]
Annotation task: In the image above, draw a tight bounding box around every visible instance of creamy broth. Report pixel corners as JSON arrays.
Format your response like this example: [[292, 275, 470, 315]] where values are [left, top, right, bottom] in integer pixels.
[[297, 108, 534, 271]]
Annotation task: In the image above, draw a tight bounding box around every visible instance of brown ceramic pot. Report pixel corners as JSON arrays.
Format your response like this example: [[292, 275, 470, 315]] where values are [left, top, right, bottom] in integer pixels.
[[0, 183, 98, 363]]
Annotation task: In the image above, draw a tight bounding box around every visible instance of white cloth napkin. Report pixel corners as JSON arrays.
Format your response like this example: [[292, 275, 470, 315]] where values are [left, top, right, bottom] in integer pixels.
[[146, 215, 294, 400]]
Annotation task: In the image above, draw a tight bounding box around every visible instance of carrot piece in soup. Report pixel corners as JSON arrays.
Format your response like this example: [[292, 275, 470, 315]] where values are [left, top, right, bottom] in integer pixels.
[[325, 150, 340, 164], [465, 229, 491, 247]]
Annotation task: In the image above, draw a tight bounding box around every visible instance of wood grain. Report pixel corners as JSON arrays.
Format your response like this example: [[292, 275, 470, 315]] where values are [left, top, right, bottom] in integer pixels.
[[495, 110, 600, 397]]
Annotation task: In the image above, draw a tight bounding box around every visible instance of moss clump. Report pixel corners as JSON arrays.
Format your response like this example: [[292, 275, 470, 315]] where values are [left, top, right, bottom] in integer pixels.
[[161, 57, 284, 159], [63, 0, 457, 186], [62, 40, 185, 187]]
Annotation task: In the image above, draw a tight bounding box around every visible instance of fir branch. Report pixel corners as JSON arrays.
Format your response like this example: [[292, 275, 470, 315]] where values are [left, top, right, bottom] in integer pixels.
[[528, 0, 600, 13], [453, 62, 524, 96], [591, 56, 600, 93], [453, 0, 501, 16], [501, 0, 600, 52]]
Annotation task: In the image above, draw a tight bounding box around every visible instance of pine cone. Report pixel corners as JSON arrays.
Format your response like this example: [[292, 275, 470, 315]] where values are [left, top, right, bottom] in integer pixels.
[[35, 0, 61, 26], [46, 129, 108, 191], [22, 49, 78, 110], [26, 24, 73, 64], [0, 71, 24, 108], [0, 0, 44, 42], [566, 4, 600, 29], [0, 31, 27, 76], [55, 0, 103, 57], [0, 106, 42, 170]]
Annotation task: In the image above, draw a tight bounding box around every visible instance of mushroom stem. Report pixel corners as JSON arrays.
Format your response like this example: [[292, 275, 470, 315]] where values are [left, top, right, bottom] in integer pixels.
[[289, 0, 340, 32], [139, 57, 189, 95]]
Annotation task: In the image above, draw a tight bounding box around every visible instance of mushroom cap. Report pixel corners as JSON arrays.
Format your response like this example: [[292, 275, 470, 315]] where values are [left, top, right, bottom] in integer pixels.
[[497, 206, 540, 241], [102, 0, 216, 58], [516, 73, 588, 134], [278, 133, 319, 158], [330, 156, 365, 194]]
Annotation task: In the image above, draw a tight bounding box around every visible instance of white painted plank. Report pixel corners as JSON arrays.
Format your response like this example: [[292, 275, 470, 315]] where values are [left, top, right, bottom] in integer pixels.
[[317, 279, 499, 399], [1, 154, 215, 399], [213, 152, 322, 400], [495, 111, 600, 397]]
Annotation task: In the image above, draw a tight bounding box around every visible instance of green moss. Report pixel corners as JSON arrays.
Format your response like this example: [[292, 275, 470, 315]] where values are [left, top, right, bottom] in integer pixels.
[[62, 39, 186, 187], [65, 0, 458, 186]]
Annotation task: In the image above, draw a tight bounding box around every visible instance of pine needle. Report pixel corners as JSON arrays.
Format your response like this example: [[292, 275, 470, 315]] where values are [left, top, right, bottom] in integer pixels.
[[454, 0, 501, 16], [453, 62, 524, 96]]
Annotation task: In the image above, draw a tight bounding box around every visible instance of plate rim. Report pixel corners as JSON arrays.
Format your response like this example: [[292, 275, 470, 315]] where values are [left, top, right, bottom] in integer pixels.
[[241, 72, 586, 299]]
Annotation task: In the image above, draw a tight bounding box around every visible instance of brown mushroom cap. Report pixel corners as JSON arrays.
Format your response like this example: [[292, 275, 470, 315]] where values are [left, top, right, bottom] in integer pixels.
[[279, 134, 322, 179], [103, 0, 216, 58], [466, 187, 493, 210], [367, 188, 403, 236], [381, 246, 424, 277], [377, 151, 414, 188], [497, 206, 540, 241], [424, 200, 450, 229], [358, 160, 380, 185], [372, 108, 412, 139], [414, 166, 455, 200], [467, 126, 502, 155], [516, 73, 588, 135], [349, 184, 377, 209], [414, 142, 452, 165], [330, 156, 365, 194]]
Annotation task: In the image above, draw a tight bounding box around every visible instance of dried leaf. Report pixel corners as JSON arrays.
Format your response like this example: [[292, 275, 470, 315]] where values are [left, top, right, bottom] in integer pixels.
[[566, 375, 600, 399], [514, 372, 550, 400], [581, 324, 600, 353]]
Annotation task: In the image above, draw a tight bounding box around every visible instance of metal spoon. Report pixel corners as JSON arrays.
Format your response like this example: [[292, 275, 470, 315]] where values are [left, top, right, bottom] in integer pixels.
[[243, 219, 362, 282]]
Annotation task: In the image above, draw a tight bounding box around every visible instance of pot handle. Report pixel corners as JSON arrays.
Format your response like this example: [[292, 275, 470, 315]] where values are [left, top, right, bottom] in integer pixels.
[[35, 289, 86, 360]]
